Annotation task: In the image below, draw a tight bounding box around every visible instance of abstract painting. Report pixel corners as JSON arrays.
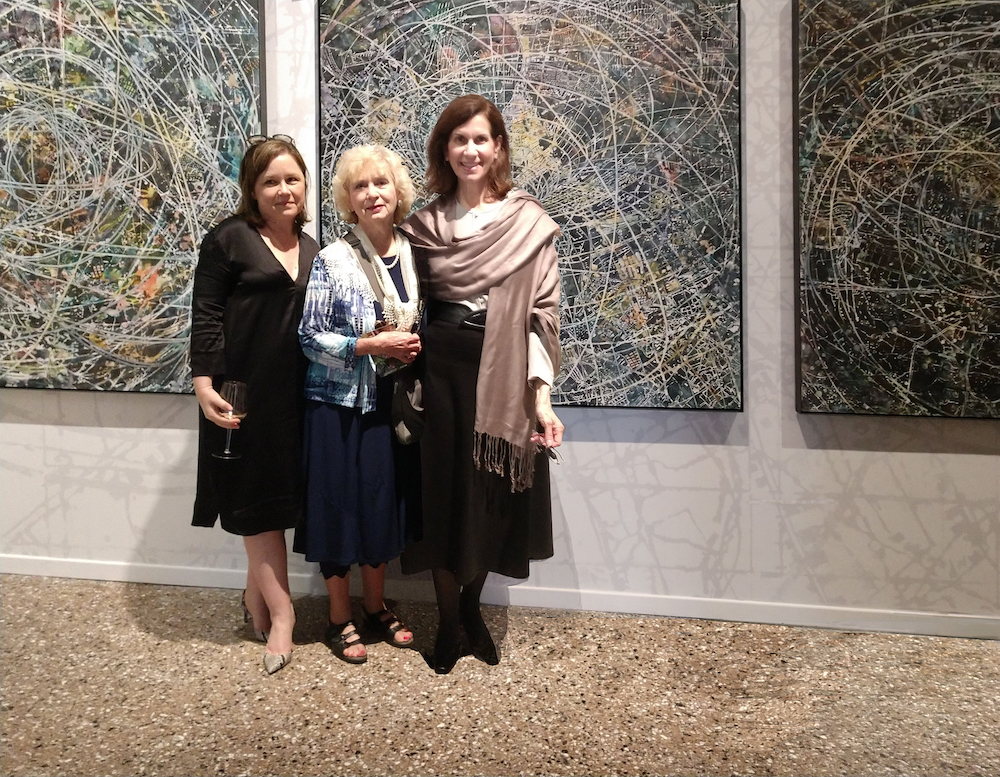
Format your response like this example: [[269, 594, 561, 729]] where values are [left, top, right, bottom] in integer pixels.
[[0, 0, 261, 392], [318, 0, 742, 409], [796, 0, 1000, 417]]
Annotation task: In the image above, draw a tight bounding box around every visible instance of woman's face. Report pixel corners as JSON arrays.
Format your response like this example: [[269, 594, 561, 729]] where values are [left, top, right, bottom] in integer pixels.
[[445, 113, 500, 189], [349, 164, 398, 233], [253, 153, 306, 226]]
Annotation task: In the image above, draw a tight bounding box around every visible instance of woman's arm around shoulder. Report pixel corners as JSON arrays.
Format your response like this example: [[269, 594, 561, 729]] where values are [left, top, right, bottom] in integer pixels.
[[298, 242, 362, 370]]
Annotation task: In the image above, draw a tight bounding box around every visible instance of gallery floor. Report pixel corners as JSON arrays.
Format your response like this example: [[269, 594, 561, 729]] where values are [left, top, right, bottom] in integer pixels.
[[1, 574, 997, 776]]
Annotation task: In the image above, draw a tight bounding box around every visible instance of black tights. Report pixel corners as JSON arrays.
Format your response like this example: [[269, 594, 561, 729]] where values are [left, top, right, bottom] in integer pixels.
[[432, 568, 488, 639], [428, 568, 500, 669]]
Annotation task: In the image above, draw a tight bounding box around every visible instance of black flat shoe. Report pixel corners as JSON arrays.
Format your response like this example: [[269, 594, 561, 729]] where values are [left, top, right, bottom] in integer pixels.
[[325, 620, 367, 665], [461, 610, 499, 666], [423, 627, 462, 674]]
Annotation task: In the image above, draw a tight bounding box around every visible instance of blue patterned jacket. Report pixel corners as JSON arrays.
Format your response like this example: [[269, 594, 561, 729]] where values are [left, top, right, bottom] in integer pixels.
[[299, 237, 380, 412]]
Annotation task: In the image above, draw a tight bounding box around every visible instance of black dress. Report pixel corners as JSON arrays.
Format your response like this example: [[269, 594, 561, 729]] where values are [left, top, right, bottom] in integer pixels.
[[190, 216, 319, 536], [400, 312, 552, 585]]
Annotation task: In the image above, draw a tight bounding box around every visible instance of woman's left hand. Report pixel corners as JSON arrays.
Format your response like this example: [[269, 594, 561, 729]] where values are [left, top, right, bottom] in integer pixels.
[[532, 382, 564, 449]]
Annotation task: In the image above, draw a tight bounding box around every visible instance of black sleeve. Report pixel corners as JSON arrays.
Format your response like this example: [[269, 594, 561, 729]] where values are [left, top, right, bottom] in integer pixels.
[[190, 227, 234, 377]]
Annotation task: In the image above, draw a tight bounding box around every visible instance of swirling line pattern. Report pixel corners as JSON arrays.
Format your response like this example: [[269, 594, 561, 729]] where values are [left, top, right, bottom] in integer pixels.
[[798, 0, 1000, 417], [318, 0, 742, 409], [0, 0, 259, 392]]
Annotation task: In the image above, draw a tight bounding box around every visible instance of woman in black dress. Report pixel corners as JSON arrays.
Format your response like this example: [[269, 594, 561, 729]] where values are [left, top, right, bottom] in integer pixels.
[[295, 145, 421, 664], [191, 135, 319, 675], [400, 95, 565, 673]]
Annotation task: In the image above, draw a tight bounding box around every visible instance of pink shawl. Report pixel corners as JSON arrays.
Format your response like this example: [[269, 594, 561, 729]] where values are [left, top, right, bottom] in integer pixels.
[[401, 190, 561, 491]]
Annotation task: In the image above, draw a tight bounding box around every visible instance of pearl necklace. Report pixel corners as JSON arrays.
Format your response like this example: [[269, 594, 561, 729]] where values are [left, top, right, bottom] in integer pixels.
[[352, 227, 419, 333]]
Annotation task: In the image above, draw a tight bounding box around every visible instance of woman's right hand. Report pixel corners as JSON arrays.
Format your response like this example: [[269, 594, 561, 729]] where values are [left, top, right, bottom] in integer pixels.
[[361, 331, 422, 363], [193, 377, 240, 429]]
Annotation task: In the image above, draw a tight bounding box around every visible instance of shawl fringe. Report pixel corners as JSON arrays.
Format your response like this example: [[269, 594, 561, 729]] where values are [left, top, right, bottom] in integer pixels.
[[474, 431, 537, 493]]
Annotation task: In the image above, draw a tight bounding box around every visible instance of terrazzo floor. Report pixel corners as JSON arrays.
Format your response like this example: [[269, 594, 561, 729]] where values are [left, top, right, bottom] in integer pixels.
[[1, 574, 998, 777]]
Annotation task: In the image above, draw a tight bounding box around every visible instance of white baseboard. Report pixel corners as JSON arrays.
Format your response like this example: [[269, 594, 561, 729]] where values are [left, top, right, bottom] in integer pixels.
[[3, 553, 997, 640], [483, 584, 1000, 640], [0, 553, 437, 601]]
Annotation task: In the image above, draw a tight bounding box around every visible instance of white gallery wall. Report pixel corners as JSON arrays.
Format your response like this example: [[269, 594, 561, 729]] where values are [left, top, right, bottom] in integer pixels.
[[2, 0, 998, 639]]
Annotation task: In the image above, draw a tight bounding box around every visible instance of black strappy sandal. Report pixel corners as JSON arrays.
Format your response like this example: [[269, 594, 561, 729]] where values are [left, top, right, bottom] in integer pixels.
[[325, 620, 367, 664], [363, 606, 414, 649]]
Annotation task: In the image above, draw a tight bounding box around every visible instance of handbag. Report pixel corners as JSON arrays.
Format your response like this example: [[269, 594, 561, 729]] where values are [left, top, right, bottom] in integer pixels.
[[392, 364, 423, 445]]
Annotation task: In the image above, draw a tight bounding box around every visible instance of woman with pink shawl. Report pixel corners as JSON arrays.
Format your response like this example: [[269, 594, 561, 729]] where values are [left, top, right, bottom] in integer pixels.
[[399, 95, 565, 674]]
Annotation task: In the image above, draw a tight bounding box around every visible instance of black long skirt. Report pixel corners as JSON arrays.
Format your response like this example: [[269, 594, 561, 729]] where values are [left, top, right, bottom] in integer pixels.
[[400, 317, 553, 585]]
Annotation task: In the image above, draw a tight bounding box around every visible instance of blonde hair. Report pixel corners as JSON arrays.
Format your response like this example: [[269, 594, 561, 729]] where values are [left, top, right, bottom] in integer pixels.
[[331, 145, 415, 225]]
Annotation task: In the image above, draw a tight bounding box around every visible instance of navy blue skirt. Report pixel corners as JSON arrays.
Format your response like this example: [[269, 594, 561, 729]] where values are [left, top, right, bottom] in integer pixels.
[[293, 376, 420, 568]]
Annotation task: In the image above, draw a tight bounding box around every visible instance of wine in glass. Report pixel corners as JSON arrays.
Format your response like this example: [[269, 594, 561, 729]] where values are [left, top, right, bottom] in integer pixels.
[[213, 380, 247, 459]]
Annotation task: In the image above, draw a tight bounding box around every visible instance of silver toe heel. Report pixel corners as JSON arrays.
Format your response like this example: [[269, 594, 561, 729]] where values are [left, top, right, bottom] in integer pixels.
[[263, 650, 292, 675]]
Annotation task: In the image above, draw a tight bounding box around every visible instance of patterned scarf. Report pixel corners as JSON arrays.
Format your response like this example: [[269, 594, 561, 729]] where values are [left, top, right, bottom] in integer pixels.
[[347, 224, 420, 333]]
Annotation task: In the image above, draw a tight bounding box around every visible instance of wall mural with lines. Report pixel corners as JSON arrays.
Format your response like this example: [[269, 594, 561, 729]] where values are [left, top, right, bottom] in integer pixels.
[[318, 0, 742, 409], [0, 0, 260, 392], [796, 0, 1000, 417]]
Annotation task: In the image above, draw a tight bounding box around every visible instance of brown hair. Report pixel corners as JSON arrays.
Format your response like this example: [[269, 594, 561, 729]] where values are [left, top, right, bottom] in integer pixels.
[[234, 137, 311, 231], [331, 145, 416, 225], [425, 95, 512, 201]]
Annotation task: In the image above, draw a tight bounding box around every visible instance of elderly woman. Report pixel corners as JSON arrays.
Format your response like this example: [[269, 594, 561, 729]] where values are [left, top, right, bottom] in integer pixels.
[[400, 95, 565, 673], [294, 145, 422, 664], [191, 134, 319, 675]]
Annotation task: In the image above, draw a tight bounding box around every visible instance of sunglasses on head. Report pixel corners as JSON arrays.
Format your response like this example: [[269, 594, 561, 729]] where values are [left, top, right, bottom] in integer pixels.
[[247, 133, 295, 147]]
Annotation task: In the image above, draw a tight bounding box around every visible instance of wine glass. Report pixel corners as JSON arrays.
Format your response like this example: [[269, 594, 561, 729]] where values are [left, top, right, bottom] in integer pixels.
[[212, 380, 247, 459]]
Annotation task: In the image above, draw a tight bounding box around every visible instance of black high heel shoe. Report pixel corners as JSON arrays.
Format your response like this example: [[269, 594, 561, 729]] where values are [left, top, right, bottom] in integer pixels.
[[461, 609, 499, 666]]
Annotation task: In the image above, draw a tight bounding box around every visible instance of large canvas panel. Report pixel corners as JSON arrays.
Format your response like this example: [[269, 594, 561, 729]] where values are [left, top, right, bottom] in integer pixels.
[[1, 0, 261, 392], [318, 0, 742, 409], [796, 0, 1000, 417]]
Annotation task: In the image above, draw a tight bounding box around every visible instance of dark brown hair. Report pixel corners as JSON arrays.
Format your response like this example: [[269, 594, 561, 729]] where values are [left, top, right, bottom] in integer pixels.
[[235, 137, 311, 231], [425, 95, 512, 200]]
